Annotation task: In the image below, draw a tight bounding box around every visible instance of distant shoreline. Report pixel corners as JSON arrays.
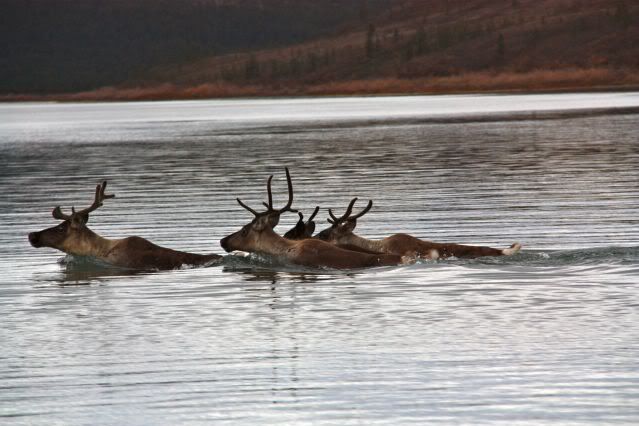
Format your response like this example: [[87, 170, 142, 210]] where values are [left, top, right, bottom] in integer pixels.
[[3, 68, 639, 103]]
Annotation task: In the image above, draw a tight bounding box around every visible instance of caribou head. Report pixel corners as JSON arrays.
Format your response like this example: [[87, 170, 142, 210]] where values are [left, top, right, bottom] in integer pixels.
[[28, 181, 115, 253], [315, 197, 372, 244], [220, 168, 297, 253]]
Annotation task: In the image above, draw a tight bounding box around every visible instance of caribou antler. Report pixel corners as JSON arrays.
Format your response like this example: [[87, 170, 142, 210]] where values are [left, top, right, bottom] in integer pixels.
[[237, 167, 296, 217], [279, 167, 295, 214], [327, 198, 372, 225], [308, 206, 320, 223], [327, 198, 358, 225], [52, 181, 115, 221], [350, 200, 373, 220], [261, 175, 274, 210], [236, 197, 260, 216]]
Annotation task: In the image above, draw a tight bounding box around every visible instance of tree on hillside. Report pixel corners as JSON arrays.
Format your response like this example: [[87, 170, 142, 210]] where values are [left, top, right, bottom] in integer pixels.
[[416, 26, 427, 54], [615, 1, 631, 28], [436, 25, 451, 49], [393, 28, 401, 44], [528, 28, 540, 46], [403, 42, 414, 62], [497, 33, 505, 60], [359, 0, 369, 22], [245, 54, 260, 79], [306, 51, 318, 72], [366, 24, 377, 58], [288, 54, 301, 77]]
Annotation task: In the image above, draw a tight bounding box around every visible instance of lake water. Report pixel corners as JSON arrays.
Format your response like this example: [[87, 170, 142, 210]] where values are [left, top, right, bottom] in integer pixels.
[[1, 93, 638, 425]]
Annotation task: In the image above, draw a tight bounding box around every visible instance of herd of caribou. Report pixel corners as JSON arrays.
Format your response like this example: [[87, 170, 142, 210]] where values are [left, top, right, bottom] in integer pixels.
[[28, 168, 521, 271]]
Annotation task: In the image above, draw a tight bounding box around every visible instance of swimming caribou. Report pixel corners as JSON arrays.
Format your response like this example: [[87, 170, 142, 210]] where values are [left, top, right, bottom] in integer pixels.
[[283, 206, 390, 255], [316, 198, 521, 259], [28, 181, 222, 270], [220, 168, 407, 269]]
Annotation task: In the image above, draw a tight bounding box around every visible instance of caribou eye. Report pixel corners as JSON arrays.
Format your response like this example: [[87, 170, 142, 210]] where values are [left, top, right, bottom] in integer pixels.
[[241, 228, 249, 237]]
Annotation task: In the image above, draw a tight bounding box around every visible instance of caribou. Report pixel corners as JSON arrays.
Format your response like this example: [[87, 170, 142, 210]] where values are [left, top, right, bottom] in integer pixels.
[[316, 198, 521, 259], [220, 168, 407, 269], [283, 207, 395, 255], [28, 181, 222, 270]]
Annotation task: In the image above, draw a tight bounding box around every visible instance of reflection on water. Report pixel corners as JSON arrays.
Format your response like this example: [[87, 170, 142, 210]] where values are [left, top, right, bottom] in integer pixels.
[[1, 94, 638, 424]]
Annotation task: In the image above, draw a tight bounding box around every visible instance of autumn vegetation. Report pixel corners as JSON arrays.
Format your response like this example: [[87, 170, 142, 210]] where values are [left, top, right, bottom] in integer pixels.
[[2, 0, 638, 101]]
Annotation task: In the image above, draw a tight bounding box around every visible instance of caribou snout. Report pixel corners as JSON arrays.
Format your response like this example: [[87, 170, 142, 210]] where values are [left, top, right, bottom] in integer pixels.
[[28, 232, 41, 247], [220, 235, 232, 252]]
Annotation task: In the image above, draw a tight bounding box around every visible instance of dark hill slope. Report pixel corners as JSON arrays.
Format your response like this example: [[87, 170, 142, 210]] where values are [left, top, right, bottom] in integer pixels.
[[3, 0, 638, 99], [143, 0, 638, 90], [0, 0, 391, 94]]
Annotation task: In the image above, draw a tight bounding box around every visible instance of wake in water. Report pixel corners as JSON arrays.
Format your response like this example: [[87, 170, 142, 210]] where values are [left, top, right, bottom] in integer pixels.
[[220, 252, 412, 275], [57, 246, 639, 280], [222, 246, 639, 272], [432, 246, 639, 267]]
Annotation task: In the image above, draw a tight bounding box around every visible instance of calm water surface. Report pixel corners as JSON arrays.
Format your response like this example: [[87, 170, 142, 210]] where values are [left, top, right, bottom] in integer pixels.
[[1, 93, 638, 425]]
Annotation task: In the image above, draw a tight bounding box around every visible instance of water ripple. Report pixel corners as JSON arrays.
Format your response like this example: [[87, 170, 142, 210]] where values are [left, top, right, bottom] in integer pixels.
[[1, 95, 638, 425]]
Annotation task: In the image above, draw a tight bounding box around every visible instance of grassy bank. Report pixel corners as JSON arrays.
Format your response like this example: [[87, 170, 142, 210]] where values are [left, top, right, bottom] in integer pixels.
[[2, 68, 638, 103]]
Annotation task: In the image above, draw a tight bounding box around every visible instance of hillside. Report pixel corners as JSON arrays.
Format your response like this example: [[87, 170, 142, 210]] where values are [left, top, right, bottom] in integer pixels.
[[1, 0, 390, 94], [3, 0, 638, 100]]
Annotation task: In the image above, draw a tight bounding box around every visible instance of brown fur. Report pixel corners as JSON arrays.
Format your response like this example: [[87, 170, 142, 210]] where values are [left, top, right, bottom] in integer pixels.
[[281, 211, 383, 254], [377, 233, 503, 258], [292, 238, 401, 269], [30, 181, 222, 270], [334, 243, 384, 255], [104, 236, 222, 270], [317, 219, 516, 259], [224, 168, 404, 270], [29, 215, 221, 271], [221, 221, 402, 270]]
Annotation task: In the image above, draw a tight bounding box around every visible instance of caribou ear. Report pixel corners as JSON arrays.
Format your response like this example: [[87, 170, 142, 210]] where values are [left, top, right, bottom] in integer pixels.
[[284, 221, 304, 239], [70, 212, 89, 229], [305, 221, 316, 237]]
